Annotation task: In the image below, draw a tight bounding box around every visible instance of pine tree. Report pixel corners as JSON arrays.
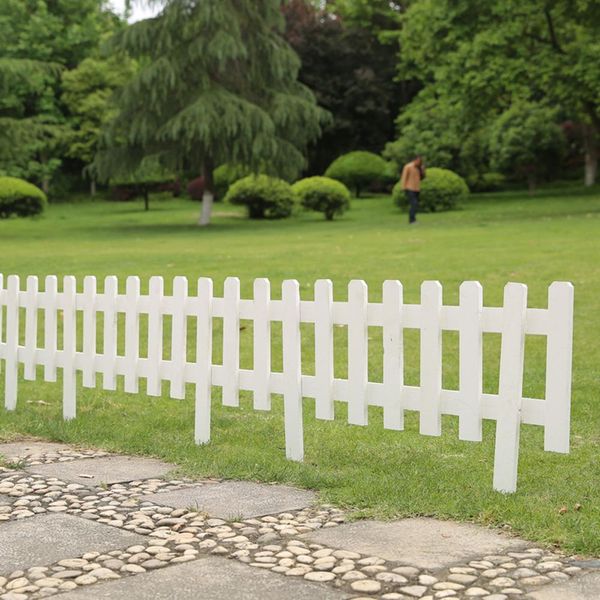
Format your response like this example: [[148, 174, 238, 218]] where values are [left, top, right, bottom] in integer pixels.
[[94, 0, 329, 225]]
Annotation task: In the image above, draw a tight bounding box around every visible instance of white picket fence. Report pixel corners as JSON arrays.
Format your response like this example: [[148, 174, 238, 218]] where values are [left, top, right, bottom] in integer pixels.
[[0, 274, 574, 493]]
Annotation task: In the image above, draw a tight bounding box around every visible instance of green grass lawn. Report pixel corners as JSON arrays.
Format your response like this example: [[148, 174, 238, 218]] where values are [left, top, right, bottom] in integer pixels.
[[1, 185, 599, 555]]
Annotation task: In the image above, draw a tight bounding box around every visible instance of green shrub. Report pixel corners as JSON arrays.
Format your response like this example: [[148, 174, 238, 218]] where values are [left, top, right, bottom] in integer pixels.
[[467, 172, 506, 193], [0, 177, 47, 218], [214, 164, 251, 200], [325, 151, 388, 197], [292, 177, 351, 220], [392, 167, 469, 212], [225, 175, 295, 219]]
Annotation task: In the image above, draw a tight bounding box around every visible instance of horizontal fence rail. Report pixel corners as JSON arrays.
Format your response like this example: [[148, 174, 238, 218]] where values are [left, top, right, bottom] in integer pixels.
[[0, 275, 574, 492]]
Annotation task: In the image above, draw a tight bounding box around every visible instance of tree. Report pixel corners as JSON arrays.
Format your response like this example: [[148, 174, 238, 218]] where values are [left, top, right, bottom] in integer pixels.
[[396, 0, 600, 185], [283, 0, 413, 175], [62, 56, 134, 195], [95, 0, 328, 226], [489, 102, 565, 192]]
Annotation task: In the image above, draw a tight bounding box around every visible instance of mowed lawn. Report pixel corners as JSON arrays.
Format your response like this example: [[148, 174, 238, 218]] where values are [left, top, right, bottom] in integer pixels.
[[1, 185, 599, 555]]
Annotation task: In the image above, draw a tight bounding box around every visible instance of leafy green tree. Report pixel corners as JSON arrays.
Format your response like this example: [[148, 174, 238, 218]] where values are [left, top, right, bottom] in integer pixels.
[[62, 56, 134, 195], [489, 102, 566, 192], [283, 0, 413, 175], [95, 0, 328, 226], [396, 0, 600, 185]]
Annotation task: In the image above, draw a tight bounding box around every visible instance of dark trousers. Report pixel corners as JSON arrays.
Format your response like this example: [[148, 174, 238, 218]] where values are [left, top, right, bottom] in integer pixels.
[[406, 190, 419, 223]]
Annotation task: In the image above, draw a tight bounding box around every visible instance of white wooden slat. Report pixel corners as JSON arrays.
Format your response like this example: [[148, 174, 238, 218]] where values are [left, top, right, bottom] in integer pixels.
[[103, 276, 118, 391], [544, 282, 574, 453], [253, 278, 271, 410], [170, 276, 188, 400], [493, 283, 527, 493], [222, 276, 240, 407], [23, 275, 39, 380], [419, 281, 443, 436], [0, 274, 4, 367], [124, 276, 140, 393], [314, 279, 334, 420], [4, 275, 19, 410], [62, 276, 77, 420], [458, 281, 483, 441], [44, 275, 58, 382], [347, 280, 369, 426], [195, 277, 213, 444], [282, 280, 304, 460], [383, 280, 404, 430], [82, 276, 97, 388], [147, 276, 164, 396]]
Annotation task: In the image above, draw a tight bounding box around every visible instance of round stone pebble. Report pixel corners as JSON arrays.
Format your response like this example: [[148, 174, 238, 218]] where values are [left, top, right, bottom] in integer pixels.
[[350, 579, 382, 593], [304, 572, 335, 582]]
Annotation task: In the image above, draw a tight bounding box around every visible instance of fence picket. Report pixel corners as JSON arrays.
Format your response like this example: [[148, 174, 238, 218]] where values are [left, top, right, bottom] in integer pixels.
[[383, 280, 403, 430], [282, 280, 303, 460], [458, 281, 483, 441], [4, 275, 19, 410], [419, 281, 443, 436], [314, 279, 334, 420], [44, 276, 58, 382], [253, 278, 271, 410], [103, 276, 118, 391], [124, 276, 140, 393], [0, 274, 3, 376], [24, 276, 39, 381], [544, 282, 574, 453], [348, 280, 368, 426], [195, 277, 213, 444], [170, 276, 188, 400], [82, 276, 97, 388], [62, 276, 77, 420], [493, 283, 527, 493], [147, 276, 164, 396], [222, 277, 240, 407]]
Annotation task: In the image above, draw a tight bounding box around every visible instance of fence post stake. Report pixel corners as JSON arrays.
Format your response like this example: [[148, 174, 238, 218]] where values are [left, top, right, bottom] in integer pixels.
[[348, 280, 368, 426], [103, 276, 118, 391], [195, 278, 213, 444], [383, 280, 404, 430], [5, 275, 20, 411], [459, 281, 483, 441], [82, 276, 97, 389], [124, 276, 140, 393], [493, 283, 527, 493], [147, 276, 164, 396], [44, 276, 58, 383], [24, 275, 39, 381], [544, 282, 574, 453], [253, 278, 271, 410], [282, 280, 303, 461], [223, 277, 240, 407], [171, 276, 188, 400], [314, 279, 334, 420], [62, 276, 77, 420]]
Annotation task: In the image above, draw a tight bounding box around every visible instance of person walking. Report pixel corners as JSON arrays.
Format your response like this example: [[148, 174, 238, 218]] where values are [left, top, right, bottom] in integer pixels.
[[400, 156, 425, 224]]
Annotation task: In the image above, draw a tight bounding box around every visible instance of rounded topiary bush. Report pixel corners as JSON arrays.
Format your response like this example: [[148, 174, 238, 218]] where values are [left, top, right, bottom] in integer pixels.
[[214, 164, 251, 201], [225, 175, 295, 219], [325, 151, 388, 197], [392, 168, 469, 212], [0, 177, 47, 218], [292, 176, 351, 220]]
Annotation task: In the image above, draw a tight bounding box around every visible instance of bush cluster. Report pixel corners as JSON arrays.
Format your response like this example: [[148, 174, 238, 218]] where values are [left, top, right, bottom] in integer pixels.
[[325, 151, 388, 197], [293, 177, 350, 220], [214, 164, 251, 200], [466, 172, 506, 193], [225, 175, 295, 219], [0, 177, 47, 218], [393, 167, 469, 212]]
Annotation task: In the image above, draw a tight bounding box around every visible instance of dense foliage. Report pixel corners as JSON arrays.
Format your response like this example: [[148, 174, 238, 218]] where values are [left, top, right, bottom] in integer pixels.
[[0, 176, 47, 218], [393, 168, 469, 212], [325, 151, 388, 197], [225, 175, 295, 219], [214, 165, 252, 201], [292, 176, 351, 220]]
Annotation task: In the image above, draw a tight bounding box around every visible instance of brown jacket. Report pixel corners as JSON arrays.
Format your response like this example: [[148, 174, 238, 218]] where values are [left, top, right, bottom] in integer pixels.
[[401, 161, 424, 192]]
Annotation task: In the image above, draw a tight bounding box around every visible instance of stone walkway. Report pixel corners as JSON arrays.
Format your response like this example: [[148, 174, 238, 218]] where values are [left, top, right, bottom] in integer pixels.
[[0, 440, 598, 600]]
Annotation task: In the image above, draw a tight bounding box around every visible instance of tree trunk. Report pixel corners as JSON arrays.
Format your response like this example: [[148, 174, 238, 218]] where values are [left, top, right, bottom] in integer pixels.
[[90, 180, 97, 197], [198, 159, 215, 226], [527, 172, 536, 194], [583, 123, 598, 187], [143, 188, 149, 211]]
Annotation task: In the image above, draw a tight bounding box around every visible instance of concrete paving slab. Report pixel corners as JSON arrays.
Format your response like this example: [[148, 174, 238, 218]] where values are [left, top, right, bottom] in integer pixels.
[[0, 512, 147, 574], [302, 518, 528, 570], [56, 555, 348, 599], [27, 456, 174, 484], [0, 440, 72, 459], [528, 572, 600, 600], [140, 481, 316, 519]]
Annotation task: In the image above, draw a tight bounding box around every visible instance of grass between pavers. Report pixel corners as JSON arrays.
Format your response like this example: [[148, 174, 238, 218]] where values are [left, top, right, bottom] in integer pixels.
[[0, 185, 599, 555]]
